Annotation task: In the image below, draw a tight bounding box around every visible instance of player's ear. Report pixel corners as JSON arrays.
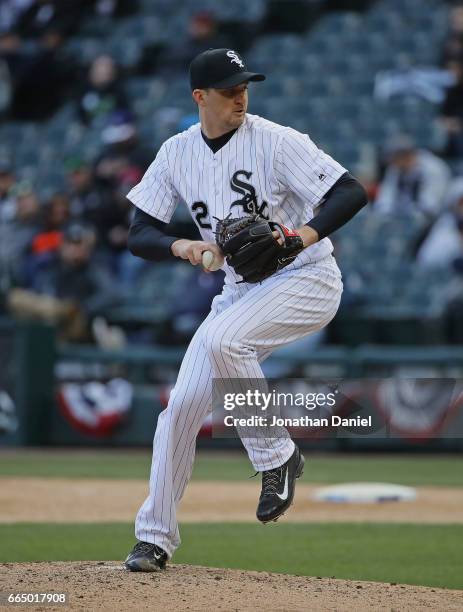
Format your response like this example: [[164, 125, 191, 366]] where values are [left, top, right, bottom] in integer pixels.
[[192, 88, 207, 107]]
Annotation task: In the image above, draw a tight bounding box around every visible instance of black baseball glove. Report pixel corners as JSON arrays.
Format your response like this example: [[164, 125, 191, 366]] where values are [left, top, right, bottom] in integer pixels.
[[215, 214, 304, 283]]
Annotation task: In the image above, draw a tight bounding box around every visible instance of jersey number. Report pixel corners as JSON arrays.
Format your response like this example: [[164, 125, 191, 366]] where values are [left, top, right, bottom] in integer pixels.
[[192, 202, 212, 229]]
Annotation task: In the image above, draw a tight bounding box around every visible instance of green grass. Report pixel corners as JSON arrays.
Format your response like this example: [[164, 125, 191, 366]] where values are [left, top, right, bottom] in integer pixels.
[[192, 454, 463, 487], [0, 450, 462, 486], [0, 523, 462, 590], [0, 450, 153, 480]]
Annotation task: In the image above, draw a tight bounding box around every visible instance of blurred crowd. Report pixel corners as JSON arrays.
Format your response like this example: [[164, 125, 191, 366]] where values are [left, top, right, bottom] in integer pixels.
[[1, 0, 463, 346], [369, 3, 463, 273], [0, 97, 156, 342]]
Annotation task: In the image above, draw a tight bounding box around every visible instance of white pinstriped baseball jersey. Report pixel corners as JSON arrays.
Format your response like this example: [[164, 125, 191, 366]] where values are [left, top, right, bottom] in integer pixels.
[[127, 113, 346, 284]]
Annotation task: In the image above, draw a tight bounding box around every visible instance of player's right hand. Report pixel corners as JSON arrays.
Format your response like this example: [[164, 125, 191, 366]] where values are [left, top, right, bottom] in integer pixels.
[[171, 239, 224, 267]]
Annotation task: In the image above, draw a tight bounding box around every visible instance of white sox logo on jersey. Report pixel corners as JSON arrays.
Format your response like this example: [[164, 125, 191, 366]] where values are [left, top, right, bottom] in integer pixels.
[[191, 170, 269, 228], [226, 50, 244, 68], [230, 170, 269, 218]]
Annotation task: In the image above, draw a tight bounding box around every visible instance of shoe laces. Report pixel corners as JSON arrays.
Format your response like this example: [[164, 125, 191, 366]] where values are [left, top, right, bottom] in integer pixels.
[[261, 467, 283, 496], [133, 542, 159, 555]]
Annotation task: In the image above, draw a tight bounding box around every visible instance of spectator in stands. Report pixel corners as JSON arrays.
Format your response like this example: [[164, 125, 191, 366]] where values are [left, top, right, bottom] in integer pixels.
[[94, 110, 151, 265], [0, 160, 16, 222], [95, 110, 150, 184], [8, 222, 119, 341], [0, 55, 11, 116], [0, 162, 18, 295], [65, 155, 128, 266], [8, 28, 77, 120], [90, 0, 138, 18], [77, 54, 129, 126], [0, 181, 40, 286], [0, 1, 34, 34], [13, 0, 83, 39], [439, 59, 463, 158], [441, 4, 463, 66], [417, 177, 463, 268], [0, 32, 26, 115], [28, 192, 71, 267], [65, 156, 107, 219], [438, 4, 463, 157], [20, 192, 70, 288], [41, 192, 70, 232], [373, 135, 451, 219], [157, 12, 232, 74]]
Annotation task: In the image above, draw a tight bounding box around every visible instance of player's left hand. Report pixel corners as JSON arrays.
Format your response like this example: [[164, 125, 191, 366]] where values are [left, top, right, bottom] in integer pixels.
[[215, 215, 304, 283]]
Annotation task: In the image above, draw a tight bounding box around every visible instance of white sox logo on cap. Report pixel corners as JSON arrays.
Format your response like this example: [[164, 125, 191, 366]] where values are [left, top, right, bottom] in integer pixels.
[[226, 50, 244, 68]]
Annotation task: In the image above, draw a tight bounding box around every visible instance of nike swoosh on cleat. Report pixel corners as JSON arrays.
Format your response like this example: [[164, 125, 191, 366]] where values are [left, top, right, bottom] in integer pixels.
[[276, 471, 289, 501]]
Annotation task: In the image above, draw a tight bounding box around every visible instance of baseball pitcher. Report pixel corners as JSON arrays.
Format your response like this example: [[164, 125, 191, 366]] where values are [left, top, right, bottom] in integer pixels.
[[124, 48, 367, 571]]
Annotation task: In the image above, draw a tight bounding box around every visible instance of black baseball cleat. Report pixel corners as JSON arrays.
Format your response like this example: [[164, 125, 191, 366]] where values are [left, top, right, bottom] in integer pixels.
[[124, 541, 168, 572], [256, 446, 305, 524]]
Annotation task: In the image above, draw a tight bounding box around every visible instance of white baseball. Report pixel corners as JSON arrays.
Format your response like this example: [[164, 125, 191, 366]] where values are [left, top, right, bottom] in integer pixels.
[[202, 250, 222, 272]]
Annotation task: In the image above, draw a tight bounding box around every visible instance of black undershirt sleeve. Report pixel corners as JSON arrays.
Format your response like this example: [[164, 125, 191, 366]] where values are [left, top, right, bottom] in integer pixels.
[[305, 171, 368, 239], [127, 207, 180, 261]]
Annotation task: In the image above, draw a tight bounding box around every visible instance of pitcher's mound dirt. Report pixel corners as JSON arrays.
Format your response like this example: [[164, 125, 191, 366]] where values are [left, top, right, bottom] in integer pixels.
[[1, 562, 462, 612]]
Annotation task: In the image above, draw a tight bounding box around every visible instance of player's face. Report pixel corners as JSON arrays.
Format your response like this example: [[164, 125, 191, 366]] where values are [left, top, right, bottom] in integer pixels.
[[201, 83, 249, 133]]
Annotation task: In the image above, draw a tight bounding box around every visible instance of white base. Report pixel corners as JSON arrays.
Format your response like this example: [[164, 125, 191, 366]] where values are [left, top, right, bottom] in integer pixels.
[[313, 482, 417, 504]]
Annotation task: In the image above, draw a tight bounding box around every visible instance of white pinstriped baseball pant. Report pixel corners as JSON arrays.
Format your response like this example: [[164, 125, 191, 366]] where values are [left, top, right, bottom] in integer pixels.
[[135, 255, 343, 557]]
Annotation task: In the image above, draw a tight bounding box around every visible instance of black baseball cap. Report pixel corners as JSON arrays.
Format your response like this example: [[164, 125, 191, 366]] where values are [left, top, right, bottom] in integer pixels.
[[189, 48, 265, 90]]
